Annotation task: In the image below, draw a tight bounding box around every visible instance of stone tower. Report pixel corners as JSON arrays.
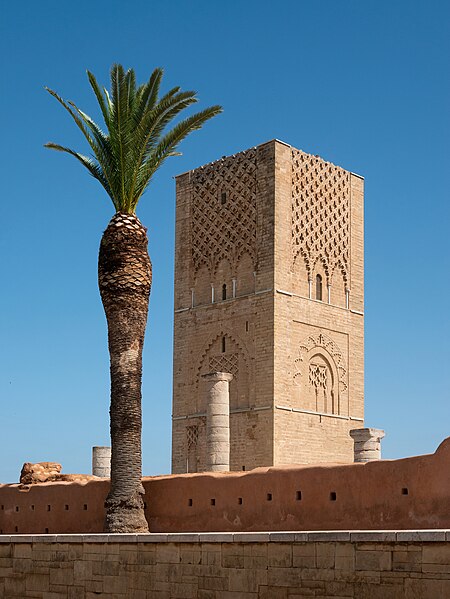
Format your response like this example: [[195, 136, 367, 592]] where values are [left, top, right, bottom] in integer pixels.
[[172, 140, 364, 473]]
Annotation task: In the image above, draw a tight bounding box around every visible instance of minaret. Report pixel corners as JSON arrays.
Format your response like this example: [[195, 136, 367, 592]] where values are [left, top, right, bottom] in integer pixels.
[[172, 140, 364, 473]]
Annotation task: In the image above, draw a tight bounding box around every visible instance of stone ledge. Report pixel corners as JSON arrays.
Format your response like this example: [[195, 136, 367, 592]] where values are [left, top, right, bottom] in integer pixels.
[[0, 530, 449, 544]]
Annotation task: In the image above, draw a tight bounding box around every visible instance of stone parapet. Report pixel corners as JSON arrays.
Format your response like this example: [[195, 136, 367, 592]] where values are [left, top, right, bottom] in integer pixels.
[[1, 529, 449, 543]]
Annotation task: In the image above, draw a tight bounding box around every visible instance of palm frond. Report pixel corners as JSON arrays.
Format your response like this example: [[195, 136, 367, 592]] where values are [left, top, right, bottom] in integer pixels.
[[87, 70, 110, 127], [45, 87, 97, 155], [133, 105, 222, 208], [133, 68, 163, 126], [44, 142, 116, 208], [45, 64, 222, 214]]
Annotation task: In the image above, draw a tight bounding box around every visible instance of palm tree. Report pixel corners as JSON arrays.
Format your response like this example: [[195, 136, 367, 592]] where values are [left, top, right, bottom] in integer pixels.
[[45, 64, 221, 532]]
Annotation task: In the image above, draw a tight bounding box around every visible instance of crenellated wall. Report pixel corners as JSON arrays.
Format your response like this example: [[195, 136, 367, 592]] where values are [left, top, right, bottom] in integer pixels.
[[1, 439, 449, 535]]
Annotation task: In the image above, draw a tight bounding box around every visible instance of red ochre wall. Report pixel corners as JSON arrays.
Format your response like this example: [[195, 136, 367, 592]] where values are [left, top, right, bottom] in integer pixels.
[[1, 439, 449, 535]]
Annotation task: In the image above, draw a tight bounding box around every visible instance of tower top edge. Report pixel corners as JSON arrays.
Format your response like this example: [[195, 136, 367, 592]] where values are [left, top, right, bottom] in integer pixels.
[[175, 139, 364, 179]]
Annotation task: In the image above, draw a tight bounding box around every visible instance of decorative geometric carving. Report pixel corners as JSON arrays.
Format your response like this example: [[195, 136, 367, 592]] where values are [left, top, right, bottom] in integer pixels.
[[292, 150, 350, 283], [294, 332, 347, 392], [186, 425, 199, 449], [209, 353, 239, 377], [309, 363, 327, 389], [191, 149, 257, 275], [197, 332, 249, 387]]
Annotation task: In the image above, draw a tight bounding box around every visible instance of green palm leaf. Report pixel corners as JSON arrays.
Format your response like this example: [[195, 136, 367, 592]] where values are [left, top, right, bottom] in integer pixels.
[[45, 63, 222, 214]]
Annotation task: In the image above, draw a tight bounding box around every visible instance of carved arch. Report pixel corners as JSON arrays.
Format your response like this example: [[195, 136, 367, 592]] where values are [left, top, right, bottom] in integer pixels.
[[330, 258, 348, 285], [196, 331, 251, 412], [311, 254, 330, 285], [293, 332, 347, 415]]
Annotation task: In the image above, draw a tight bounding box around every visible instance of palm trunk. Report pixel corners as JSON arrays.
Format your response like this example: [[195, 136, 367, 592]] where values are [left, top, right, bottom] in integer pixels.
[[98, 212, 151, 532]]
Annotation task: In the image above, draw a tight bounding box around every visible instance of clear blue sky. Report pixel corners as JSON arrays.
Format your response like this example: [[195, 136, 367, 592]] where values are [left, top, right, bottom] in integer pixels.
[[0, 1, 449, 484]]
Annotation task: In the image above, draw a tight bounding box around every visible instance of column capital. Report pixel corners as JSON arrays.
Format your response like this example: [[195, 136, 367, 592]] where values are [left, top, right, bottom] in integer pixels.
[[350, 428, 385, 442], [202, 371, 233, 383]]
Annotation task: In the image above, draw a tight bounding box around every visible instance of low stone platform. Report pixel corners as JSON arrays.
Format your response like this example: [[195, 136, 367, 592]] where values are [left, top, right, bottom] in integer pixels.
[[0, 530, 449, 597]]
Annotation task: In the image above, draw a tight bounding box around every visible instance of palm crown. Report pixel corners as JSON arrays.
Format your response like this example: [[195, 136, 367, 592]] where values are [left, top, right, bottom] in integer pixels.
[[45, 64, 222, 214]]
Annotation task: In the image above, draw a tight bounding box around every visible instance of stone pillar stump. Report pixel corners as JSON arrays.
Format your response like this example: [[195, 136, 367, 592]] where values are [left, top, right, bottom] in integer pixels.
[[202, 371, 233, 472], [92, 446, 111, 477], [350, 428, 385, 462]]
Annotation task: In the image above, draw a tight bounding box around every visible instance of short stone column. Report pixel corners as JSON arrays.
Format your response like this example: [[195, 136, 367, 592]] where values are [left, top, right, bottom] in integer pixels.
[[202, 371, 233, 472], [92, 446, 111, 477], [350, 428, 385, 462]]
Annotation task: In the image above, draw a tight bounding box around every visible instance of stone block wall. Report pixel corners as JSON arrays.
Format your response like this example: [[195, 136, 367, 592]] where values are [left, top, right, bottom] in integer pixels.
[[0, 531, 449, 598]]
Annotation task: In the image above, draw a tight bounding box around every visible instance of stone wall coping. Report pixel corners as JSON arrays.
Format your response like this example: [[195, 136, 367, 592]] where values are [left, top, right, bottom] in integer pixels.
[[0, 530, 449, 544]]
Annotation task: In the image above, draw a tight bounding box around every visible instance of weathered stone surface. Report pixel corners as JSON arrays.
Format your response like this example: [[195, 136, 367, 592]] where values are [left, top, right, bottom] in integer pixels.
[[0, 537, 449, 597], [92, 446, 111, 478], [203, 372, 232, 472], [350, 428, 385, 462], [20, 462, 62, 484], [19, 462, 98, 486]]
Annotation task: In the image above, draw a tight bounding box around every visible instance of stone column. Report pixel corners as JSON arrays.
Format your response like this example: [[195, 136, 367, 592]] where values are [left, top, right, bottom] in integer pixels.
[[350, 428, 385, 462], [92, 446, 111, 477], [202, 371, 233, 472]]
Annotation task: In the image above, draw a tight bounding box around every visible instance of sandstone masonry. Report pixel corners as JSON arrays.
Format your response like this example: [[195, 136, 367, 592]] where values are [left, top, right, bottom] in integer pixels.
[[1, 532, 449, 598], [172, 140, 364, 472]]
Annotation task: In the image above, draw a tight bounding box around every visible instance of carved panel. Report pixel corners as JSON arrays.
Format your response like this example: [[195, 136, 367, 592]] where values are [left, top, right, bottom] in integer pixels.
[[292, 150, 350, 283], [309, 363, 327, 389], [294, 332, 347, 391], [191, 149, 257, 275], [196, 332, 250, 411], [186, 425, 199, 449], [209, 353, 239, 377], [294, 332, 347, 415]]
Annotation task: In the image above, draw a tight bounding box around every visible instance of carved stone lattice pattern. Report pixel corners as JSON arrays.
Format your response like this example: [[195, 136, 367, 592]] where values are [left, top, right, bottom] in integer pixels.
[[292, 150, 350, 283], [294, 333, 347, 391], [191, 149, 257, 275], [186, 425, 199, 449], [309, 363, 327, 389], [209, 353, 239, 378]]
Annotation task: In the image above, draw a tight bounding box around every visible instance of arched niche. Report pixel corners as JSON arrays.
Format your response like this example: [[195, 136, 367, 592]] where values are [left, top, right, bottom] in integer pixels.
[[293, 333, 348, 416], [235, 251, 254, 296], [330, 262, 347, 308], [194, 263, 212, 306], [291, 253, 309, 297], [308, 350, 338, 414], [196, 332, 250, 412], [214, 258, 232, 301], [312, 256, 328, 302]]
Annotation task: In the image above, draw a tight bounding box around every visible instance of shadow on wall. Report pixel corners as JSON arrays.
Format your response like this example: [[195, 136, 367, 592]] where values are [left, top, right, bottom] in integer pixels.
[[1, 438, 449, 535]]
